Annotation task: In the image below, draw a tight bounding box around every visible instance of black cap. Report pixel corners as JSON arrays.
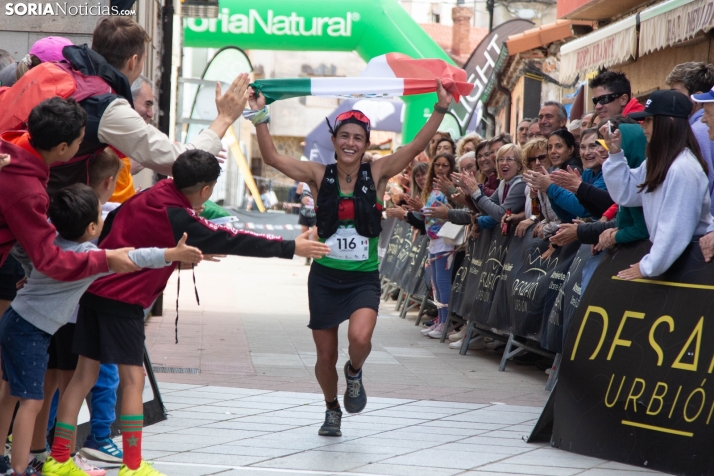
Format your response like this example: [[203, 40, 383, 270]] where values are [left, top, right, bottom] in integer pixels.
[[628, 89, 692, 120]]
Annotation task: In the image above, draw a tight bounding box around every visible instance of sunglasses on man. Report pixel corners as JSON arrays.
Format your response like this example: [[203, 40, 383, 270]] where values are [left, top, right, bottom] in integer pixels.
[[592, 92, 625, 106]]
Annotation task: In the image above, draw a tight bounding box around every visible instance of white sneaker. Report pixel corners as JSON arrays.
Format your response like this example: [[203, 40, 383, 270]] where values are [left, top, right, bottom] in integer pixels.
[[449, 338, 463, 349], [427, 323, 446, 338], [449, 327, 467, 342], [485, 339, 502, 350], [74, 454, 107, 476], [421, 322, 438, 336]]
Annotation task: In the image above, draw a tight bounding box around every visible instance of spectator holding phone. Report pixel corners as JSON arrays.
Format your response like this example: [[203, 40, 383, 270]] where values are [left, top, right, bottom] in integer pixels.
[[603, 90, 711, 279]]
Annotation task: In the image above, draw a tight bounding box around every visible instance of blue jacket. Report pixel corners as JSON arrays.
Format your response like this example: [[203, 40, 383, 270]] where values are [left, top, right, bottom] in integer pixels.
[[546, 168, 605, 223]]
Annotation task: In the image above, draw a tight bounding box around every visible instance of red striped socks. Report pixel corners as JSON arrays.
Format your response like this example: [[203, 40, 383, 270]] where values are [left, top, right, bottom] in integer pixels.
[[121, 415, 143, 470], [50, 422, 74, 463]]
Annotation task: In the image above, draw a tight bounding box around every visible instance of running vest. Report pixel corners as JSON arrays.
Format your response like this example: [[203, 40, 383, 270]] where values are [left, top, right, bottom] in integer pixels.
[[316, 163, 382, 239]]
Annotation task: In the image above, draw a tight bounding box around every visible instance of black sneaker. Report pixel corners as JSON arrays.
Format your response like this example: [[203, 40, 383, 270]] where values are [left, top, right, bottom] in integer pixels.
[[343, 360, 367, 414], [0, 455, 9, 474], [318, 408, 342, 436]]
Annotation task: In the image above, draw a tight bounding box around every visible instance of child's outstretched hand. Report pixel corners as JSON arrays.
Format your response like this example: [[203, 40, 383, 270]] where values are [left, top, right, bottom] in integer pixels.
[[0, 154, 10, 170], [166, 233, 203, 264], [294, 230, 330, 258]]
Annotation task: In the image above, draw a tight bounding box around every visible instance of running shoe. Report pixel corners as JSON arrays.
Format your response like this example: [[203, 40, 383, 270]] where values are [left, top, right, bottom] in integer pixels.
[[42, 456, 90, 476], [427, 322, 445, 338], [449, 326, 467, 342], [318, 408, 342, 437], [7, 467, 39, 476], [343, 360, 367, 414], [28, 457, 44, 473], [80, 435, 122, 463], [0, 455, 10, 473], [420, 321, 438, 336], [74, 454, 106, 476], [118, 461, 167, 476]]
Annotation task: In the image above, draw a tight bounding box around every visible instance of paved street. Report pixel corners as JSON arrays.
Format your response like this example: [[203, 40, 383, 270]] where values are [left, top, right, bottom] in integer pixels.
[[123, 255, 668, 475]]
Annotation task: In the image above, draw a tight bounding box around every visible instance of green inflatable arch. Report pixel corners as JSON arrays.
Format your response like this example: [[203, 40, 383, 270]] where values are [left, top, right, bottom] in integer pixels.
[[183, 0, 458, 141]]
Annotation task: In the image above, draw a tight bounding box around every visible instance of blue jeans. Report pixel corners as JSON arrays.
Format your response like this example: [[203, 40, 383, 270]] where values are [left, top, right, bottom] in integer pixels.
[[47, 363, 119, 440], [429, 253, 451, 323], [0, 308, 51, 400], [89, 364, 120, 439]]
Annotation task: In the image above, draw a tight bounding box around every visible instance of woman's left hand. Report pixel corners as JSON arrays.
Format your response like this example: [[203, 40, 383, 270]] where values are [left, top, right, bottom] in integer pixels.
[[435, 78, 453, 108], [423, 201, 450, 220], [524, 165, 552, 192], [550, 166, 582, 193], [617, 262, 643, 280]]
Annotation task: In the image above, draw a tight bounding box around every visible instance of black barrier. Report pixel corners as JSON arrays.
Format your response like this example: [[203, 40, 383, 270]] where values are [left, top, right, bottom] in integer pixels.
[[378, 217, 398, 262], [501, 229, 580, 343], [467, 229, 511, 328], [390, 224, 415, 285], [452, 228, 494, 319], [544, 244, 592, 353], [379, 220, 409, 279], [449, 238, 476, 318], [402, 235, 430, 296], [553, 240, 714, 476]]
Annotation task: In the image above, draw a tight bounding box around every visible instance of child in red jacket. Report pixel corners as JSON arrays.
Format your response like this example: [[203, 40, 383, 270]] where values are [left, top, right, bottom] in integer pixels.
[[46, 150, 330, 476], [0, 97, 137, 281]]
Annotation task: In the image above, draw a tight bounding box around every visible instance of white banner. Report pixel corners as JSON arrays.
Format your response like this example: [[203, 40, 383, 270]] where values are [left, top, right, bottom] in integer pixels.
[[640, 0, 714, 56], [560, 16, 637, 84]]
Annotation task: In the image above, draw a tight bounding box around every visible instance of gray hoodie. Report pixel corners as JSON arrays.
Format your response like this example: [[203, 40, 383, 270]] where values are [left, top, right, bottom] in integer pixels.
[[11, 237, 169, 335]]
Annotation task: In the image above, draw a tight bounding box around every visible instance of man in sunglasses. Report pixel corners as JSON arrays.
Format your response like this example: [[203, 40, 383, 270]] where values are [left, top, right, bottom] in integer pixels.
[[589, 70, 644, 121]]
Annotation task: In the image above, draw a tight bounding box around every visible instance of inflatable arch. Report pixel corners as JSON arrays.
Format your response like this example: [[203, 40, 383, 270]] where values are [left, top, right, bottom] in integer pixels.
[[183, 0, 459, 141]]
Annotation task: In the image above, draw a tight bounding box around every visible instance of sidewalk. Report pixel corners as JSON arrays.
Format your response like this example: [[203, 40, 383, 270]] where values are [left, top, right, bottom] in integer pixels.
[[131, 256, 669, 475], [147, 256, 549, 405], [107, 381, 659, 476]]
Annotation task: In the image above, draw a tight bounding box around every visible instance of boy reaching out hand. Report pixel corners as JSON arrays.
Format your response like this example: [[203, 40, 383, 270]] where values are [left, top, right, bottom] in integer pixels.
[[0, 184, 203, 476]]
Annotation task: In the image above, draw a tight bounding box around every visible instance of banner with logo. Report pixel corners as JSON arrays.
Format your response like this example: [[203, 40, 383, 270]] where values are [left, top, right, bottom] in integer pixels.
[[182, 0, 453, 141], [553, 239, 714, 475], [543, 243, 592, 353], [450, 238, 476, 318], [402, 235, 430, 296], [465, 230, 512, 328]]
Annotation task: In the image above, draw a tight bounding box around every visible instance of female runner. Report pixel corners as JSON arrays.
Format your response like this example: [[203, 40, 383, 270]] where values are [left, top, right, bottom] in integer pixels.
[[248, 81, 453, 436]]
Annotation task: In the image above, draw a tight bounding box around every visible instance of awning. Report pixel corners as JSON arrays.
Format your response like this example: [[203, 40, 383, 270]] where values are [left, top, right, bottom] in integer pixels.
[[559, 14, 638, 83], [640, 0, 714, 56], [506, 20, 576, 56]]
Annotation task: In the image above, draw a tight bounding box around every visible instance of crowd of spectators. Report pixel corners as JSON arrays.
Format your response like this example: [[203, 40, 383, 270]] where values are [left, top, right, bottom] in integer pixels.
[[383, 64, 714, 353]]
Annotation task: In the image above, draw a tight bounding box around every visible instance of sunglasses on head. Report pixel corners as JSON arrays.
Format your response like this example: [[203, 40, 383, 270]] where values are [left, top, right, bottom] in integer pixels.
[[592, 92, 625, 106], [527, 153, 548, 163], [335, 110, 370, 126]]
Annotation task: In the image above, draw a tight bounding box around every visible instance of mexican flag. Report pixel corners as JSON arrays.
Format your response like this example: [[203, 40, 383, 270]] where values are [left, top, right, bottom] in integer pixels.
[[251, 53, 473, 104]]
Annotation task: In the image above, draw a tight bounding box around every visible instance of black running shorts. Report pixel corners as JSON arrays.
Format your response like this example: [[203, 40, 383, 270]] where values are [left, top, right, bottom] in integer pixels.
[[73, 293, 145, 366], [307, 262, 380, 330], [48, 323, 79, 371]]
